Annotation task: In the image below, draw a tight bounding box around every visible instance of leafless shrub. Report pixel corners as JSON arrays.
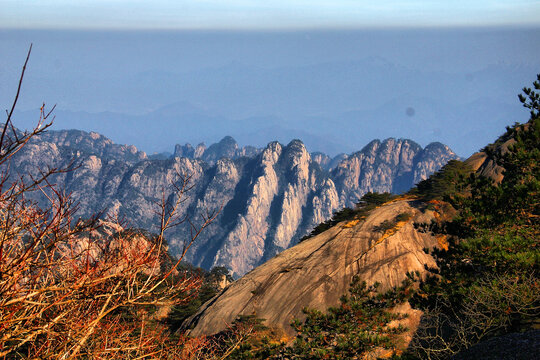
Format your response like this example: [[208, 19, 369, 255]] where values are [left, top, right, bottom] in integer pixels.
[[0, 45, 224, 359]]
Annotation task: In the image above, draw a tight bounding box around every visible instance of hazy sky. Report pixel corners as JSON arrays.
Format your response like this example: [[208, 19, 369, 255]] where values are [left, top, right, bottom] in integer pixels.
[[2, 1, 540, 29]]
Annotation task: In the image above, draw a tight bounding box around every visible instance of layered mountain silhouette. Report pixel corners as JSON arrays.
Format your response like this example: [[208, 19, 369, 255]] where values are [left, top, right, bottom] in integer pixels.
[[11, 129, 457, 276]]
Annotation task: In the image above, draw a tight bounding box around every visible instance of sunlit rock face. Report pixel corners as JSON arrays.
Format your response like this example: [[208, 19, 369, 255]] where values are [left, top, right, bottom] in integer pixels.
[[331, 138, 459, 208], [183, 199, 439, 337], [10, 130, 457, 276]]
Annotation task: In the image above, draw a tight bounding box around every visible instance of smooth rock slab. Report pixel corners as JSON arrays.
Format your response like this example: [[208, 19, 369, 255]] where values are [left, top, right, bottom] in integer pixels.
[[184, 199, 438, 336]]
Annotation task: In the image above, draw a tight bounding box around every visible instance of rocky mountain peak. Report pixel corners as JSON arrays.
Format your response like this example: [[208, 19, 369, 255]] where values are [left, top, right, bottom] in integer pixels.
[[261, 141, 282, 165], [218, 135, 237, 146], [303, 151, 350, 171], [194, 143, 206, 158], [412, 141, 459, 184], [35, 129, 147, 164], [282, 140, 310, 174], [311, 152, 330, 167], [424, 141, 451, 152], [359, 139, 382, 156], [202, 136, 239, 163], [173, 137, 262, 164], [284, 139, 306, 152], [173, 143, 195, 158]]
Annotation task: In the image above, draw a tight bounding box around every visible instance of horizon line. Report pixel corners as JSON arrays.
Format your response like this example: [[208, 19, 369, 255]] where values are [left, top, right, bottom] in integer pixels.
[[2, 23, 540, 33]]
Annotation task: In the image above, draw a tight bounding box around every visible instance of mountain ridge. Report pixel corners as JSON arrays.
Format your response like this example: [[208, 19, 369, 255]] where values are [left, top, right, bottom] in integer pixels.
[[11, 128, 458, 276]]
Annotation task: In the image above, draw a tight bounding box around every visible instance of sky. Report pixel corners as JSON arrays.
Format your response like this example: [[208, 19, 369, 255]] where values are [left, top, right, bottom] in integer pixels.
[[1, 2, 539, 157], [1, 1, 540, 30]]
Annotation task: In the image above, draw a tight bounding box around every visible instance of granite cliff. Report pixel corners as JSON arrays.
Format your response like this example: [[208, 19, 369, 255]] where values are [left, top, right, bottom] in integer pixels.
[[11, 129, 458, 276], [184, 198, 440, 337]]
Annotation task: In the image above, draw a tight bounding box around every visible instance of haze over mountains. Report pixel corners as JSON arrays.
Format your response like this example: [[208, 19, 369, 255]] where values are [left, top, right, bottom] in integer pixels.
[[12, 128, 457, 276], [2, 29, 539, 157]]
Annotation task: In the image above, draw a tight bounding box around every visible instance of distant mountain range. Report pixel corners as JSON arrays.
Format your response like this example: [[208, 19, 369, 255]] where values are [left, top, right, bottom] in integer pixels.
[[11, 129, 458, 276], [9, 58, 535, 157]]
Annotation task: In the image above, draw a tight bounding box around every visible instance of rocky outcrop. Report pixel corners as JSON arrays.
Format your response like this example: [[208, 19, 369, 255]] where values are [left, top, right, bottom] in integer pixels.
[[9, 130, 457, 276], [183, 199, 439, 336], [173, 136, 261, 164], [212, 142, 283, 275], [190, 140, 340, 275], [463, 121, 535, 184], [38, 129, 147, 164], [311, 152, 348, 171], [465, 139, 514, 183], [173, 143, 195, 158], [413, 142, 459, 184], [331, 138, 459, 207]]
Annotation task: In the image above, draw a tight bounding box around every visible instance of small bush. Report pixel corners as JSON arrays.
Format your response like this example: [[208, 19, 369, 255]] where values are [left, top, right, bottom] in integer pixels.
[[409, 160, 473, 200], [395, 212, 411, 222], [357, 192, 396, 206], [373, 219, 396, 232], [301, 192, 398, 241], [373, 213, 411, 233]]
